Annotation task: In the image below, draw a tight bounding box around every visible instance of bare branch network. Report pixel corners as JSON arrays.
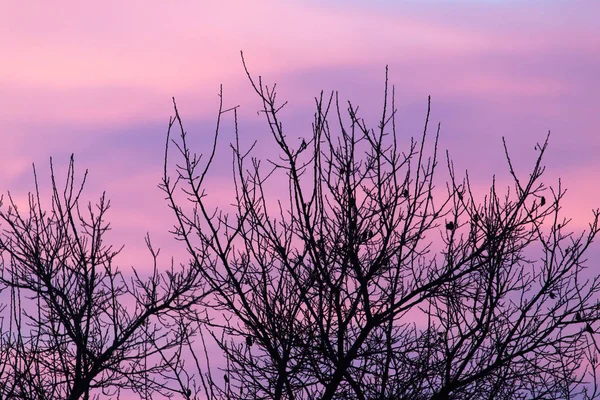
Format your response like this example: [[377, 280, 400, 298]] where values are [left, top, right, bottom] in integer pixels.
[[1, 56, 599, 399]]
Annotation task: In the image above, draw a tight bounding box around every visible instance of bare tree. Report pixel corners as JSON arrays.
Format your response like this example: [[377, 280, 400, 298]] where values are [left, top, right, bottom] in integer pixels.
[[2, 56, 597, 400], [0, 156, 209, 400], [161, 55, 600, 399]]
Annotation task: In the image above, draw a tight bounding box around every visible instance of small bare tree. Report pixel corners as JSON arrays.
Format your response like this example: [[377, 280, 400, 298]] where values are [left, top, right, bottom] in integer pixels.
[[0, 156, 209, 400], [161, 55, 600, 399]]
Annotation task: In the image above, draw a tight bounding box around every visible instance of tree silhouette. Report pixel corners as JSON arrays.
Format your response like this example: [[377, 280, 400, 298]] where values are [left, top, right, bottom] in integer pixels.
[[1, 57, 599, 400], [0, 156, 208, 399], [160, 55, 600, 399]]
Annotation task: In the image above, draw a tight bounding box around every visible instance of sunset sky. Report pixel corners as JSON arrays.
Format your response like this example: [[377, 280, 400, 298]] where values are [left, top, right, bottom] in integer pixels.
[[2, 0, 599, 268]]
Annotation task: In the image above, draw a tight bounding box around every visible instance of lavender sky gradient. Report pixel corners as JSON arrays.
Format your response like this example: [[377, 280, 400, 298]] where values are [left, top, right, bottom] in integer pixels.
[[2, 1, 599, 273]]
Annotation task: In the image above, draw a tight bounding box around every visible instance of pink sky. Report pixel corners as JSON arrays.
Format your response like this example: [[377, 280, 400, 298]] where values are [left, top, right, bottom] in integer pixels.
[[1, 0, 598, 274], [1, 0, 599, 277]]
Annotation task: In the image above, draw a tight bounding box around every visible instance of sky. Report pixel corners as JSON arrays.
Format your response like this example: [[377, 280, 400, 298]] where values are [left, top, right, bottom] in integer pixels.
[[0, 0, 598, 287], [2, 1, 600, 268], [1, 0, 599, 397], [0, 0, 600, 278]]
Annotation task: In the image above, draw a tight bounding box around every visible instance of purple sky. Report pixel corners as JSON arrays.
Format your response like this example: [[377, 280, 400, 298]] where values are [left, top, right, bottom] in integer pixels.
[[2, 0, 599, 268]]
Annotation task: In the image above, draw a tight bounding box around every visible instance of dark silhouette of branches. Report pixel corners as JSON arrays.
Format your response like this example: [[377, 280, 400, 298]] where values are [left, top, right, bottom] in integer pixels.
[[0, 156, 209, 400], [160, 54, 600, 399], [1, 56, 598, 400]]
